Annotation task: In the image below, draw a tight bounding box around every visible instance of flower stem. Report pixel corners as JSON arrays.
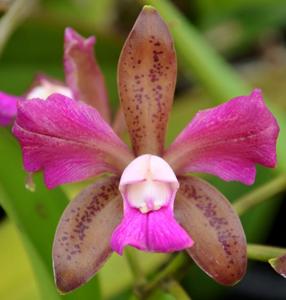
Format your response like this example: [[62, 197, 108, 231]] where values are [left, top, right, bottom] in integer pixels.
[[164, 279, 192, 300], [0, 0, 38, 55], [247, 244, 286, 262], [125, 248, 145, 283], [141, 253, 190, 294], [138, 244, 286, 294], [234, 174, 286, 216]]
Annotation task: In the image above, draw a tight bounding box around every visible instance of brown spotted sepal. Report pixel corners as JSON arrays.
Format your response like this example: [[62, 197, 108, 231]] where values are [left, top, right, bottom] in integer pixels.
[[53, 176, 122, 293], [118, 5, 177, 156], [175, 176, 247, 285]]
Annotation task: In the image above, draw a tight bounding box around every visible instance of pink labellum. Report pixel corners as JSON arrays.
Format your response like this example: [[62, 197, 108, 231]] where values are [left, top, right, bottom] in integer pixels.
[[165, 89, 279, 185], [111, 154, 193, 254], [111, 205, 193, 254]]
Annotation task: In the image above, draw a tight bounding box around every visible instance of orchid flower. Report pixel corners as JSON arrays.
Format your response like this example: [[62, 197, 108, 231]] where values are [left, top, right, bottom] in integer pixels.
[[12, 6, 279, 293], [0, 27, 111, 126]]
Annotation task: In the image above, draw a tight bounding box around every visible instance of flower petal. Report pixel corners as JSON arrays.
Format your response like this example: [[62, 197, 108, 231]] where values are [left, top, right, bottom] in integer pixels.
[[269, 254, 286, 278], [164, 89, 279, 185], [0, 92, 21, 126], [111, 205, 193, 255], [175, 176, 247, 285], [118, 6, 177, 156], [64, 27, 110, 122], [12, 93, 134, 188], [53, 176, 122, 293]]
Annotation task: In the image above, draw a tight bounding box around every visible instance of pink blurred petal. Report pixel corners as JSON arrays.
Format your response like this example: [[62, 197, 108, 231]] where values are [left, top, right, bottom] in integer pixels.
[[0, 74, 71, 127], [12, 93, 134, 188], [64, 27, 110, 122], [0, 92, 22, 126], [165, 89, 279, 185], [111, 205, 193, 254]]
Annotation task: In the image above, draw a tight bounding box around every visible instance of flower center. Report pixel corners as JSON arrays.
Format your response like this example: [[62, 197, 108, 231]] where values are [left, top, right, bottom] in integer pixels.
[[119, 154, 179, 214], [126, 177, 171, 213]]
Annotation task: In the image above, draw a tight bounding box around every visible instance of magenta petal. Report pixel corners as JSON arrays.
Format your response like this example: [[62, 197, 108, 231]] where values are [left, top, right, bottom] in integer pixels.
[[111, 206, 193, 255], [64, 28, 110, 122], [164, 89, 279, 185], [0, 92, 22, 126], [12, 93, 134, 188], [147, 206, 194, 252], [111, 207, 146, 254]]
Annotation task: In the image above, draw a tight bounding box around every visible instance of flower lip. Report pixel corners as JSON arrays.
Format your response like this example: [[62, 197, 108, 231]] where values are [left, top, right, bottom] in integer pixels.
[[112, 156, 193, 254]]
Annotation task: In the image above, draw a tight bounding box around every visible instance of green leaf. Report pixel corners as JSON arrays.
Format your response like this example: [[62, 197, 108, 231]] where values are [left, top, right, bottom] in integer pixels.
[[0, 220, 40, 300], [0, 128, 101, 299]]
